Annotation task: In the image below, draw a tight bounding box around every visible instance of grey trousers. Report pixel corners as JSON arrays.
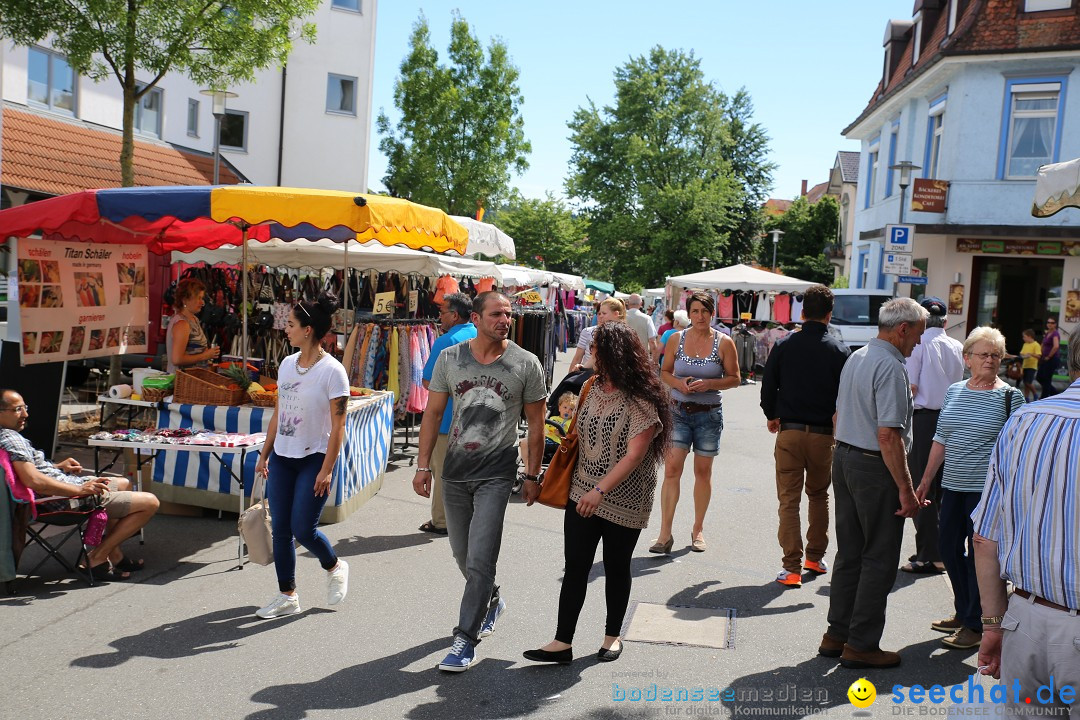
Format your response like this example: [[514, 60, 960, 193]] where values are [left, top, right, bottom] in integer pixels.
[[1000, 592, 1080, 716], [443, 476, 512, 644], [827, 444, 905, 651]]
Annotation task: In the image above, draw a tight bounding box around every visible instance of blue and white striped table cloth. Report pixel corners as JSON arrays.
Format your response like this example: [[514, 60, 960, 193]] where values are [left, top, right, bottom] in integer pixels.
[[150, 391, 394, 523]]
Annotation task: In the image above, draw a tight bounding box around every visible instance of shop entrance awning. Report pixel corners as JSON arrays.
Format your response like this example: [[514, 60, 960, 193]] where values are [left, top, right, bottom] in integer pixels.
[[1033, 158, 1080, 217], [585, 278, 615, 293]]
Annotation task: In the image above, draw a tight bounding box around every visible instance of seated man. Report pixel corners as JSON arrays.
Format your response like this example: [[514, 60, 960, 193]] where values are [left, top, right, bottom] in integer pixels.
[[0, 389, 159, 580]]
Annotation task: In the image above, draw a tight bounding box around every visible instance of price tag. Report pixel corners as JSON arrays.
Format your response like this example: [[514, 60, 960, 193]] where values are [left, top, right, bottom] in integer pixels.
[[408, 290, 418, 313], [519, 290, 543, 304], [373, 291, 395, 316]]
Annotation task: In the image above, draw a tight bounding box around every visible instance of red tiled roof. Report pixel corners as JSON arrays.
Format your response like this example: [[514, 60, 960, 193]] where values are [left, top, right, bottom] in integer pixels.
[[847, 0, 1080, 133], [763, 198, 792, 216], [1, 105, 243, 196], [805, 181, 830, 204]]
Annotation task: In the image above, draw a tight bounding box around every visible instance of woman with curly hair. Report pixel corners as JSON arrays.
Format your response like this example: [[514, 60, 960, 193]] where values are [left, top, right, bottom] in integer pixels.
[[524, 321, 671, 665]]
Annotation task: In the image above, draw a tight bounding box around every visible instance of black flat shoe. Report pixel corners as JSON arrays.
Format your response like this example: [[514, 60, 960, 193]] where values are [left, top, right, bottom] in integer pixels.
[[597, 643, 623, 662], [523, 647, 573, 664]]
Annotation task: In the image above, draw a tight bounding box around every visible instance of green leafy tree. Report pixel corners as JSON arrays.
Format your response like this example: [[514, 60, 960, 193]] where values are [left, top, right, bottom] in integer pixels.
[[377, 12, 530, 215], [0, 0, 319, 187], [566, 46, 774, 288], [491, 193, 589, 274], [759, 195, 839, 284]]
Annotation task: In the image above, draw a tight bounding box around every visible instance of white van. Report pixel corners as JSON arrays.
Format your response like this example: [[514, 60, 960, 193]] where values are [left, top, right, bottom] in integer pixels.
[[827, 289, 895, 351]]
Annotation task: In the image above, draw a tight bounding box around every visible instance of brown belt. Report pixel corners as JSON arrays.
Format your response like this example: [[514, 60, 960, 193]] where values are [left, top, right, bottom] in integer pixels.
[[780, 422, 833, 435], [1014, 588, 1077, 613], [675, 401, 719, 414]]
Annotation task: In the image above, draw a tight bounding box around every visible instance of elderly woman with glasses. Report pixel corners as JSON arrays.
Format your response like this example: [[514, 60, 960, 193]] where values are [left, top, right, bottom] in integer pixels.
[[915, 326, 1024, 652]]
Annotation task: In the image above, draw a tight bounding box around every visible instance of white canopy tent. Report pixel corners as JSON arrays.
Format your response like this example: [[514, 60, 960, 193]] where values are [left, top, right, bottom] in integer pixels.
[[173, 237, 498, 278], [548, 271, 587, 292], [449, 215, 516, 259], [666, 264, 816, 293], [1033, 157, 1080, 217], [493, 263, 552, 287]]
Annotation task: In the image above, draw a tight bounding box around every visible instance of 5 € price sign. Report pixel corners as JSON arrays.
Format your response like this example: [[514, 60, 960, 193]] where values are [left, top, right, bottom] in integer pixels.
[[373, 291, 395, 316]]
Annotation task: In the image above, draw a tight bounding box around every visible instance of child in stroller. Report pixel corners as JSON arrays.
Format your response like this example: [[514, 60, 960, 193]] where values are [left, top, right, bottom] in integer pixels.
[[516, 391, 577, 493]]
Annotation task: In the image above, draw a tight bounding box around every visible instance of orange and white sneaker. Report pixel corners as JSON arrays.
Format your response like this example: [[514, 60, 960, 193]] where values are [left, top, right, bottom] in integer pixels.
[[776, 570, 802, 587], [805, 559, 829, 575]]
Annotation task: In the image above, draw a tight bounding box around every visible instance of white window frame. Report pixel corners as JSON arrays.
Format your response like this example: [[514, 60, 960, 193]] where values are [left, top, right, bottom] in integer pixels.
[[948, 0, 960, 34], [134, 84, 163, 138], [865, 139, 880, 208], [331, 0, 361, 11], [1003, 83, 1060, 179], [187, 98, 199, 137], [326, 73, 358, 116], [1024, 0, 1072, 11], [912, 12, 924, 65], [926, 106, 945, 179], [27, 46, 77, 115], [219, 108, 248, 151]]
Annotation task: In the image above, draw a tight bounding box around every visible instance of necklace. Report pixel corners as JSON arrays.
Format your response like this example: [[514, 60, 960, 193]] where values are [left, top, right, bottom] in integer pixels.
[[967, 378, 996, 389], [296, 349, 324, 375]]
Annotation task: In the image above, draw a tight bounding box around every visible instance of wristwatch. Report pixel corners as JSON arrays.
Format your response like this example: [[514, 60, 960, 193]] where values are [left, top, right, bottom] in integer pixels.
[[523, 474, 540, 483], [981, 615, 1004, 625]]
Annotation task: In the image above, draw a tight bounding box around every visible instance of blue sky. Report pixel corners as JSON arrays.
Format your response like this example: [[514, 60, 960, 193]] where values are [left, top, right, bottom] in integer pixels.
[[368, 0, 914, 202]]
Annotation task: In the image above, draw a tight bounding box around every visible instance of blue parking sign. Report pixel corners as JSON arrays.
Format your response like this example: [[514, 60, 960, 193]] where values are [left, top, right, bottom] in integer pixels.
[[885, 224, 915, 252]]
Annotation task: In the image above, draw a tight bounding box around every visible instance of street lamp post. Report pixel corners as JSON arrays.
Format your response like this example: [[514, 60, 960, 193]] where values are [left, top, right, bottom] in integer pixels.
[[199, 88, 238, 185], [889, 160, 921, 225], [699, 256, 709, 270], [769, 229, 785, 272]]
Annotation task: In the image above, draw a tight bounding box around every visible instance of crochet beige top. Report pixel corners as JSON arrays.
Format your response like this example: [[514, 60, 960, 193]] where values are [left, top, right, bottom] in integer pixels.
[[569, 384, 661, 529]]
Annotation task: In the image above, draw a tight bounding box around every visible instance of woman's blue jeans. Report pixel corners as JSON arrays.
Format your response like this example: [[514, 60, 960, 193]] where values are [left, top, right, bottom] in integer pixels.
[[267, 451, 337, 593]]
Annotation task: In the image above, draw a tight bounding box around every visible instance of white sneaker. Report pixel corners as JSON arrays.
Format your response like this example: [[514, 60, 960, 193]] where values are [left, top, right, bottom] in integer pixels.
[[327, 560, 349, 606], [256, 593, 301, 619]]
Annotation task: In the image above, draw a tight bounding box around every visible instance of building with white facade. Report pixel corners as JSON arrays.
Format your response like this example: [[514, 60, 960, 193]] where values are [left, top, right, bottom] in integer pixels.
[[844, 0, 1080, 349], [0, 0, 377, 204]]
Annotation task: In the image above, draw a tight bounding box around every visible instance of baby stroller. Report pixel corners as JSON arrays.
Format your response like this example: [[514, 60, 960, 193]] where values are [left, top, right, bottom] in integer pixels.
[[513, 417, 569, 494]]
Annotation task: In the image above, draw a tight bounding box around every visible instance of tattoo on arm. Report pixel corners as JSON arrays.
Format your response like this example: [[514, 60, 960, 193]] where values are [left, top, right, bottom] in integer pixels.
[[335, 397, 347, 416]]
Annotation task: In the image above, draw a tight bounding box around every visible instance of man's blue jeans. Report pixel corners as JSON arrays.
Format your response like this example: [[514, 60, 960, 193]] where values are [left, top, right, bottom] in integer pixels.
[[267, 451, 337, 593], [442, 476, 513, 644]]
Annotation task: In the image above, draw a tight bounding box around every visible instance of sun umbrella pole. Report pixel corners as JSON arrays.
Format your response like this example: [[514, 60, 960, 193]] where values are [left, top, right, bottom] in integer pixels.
[[344, 239, 350, 339], [241, 225, 249, 371]]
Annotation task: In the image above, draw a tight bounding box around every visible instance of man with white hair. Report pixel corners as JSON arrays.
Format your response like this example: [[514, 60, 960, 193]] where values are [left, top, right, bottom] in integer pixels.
[[818, 297, 928, 669], [972, 326, 1080, 715], [625, 293, 660, 363]]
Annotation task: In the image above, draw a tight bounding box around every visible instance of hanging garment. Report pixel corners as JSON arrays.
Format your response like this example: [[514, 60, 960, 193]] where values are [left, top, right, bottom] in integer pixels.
[[433, 275, 460, 305], [790, 294, 804, 323], [387, 326, 401, 404], [717, 292, 734, 321], [363, 325, 381, 389], [406, 330, 428, 413], [773, 293, 791, 325], [396, 326, 412, 413], [754, 292, 772, 322]]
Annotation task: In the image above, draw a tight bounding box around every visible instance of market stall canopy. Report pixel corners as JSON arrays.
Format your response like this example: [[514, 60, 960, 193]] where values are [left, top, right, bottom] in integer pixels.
[[585, 278, 615, 294], [0, 186, 469, 254], [1032, 158, 1080, 217], [493, 264, 551, 287], [548, 271, 586, 292], [449, 215, 516, 260], [174, 238, 497, 277], [666, 264, 815, 292]]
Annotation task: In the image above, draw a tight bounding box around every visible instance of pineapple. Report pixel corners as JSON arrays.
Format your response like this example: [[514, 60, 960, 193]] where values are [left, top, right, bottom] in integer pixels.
[[222, 363, 252, 392]]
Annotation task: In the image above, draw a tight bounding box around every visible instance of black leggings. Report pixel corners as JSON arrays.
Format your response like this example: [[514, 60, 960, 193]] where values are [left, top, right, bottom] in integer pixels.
[[556, 500, 642, 644]]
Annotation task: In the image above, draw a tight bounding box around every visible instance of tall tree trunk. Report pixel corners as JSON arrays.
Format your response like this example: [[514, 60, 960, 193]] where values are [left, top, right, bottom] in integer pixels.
[[111, 6, 138, 386]]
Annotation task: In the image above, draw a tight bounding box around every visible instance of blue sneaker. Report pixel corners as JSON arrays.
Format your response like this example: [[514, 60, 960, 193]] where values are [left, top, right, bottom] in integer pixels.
[[438, 635, 475, 672], [478, 597, 507, 638]]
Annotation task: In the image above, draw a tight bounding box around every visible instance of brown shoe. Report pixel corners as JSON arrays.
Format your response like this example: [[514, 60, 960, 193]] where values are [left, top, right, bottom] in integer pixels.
[[818, 632, 845, 658], [931, 615, 963, 633], [941, 627, 982, 650], [839, 644, 902, 669]]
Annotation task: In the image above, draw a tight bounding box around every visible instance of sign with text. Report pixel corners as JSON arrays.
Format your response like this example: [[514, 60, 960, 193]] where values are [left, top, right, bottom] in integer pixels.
[[882, 252, 913, 275], [372, 291, 395, 316], [898, 275, 928, 285], [885, 224, 915, 253], [911, 178, 949, 213], [957, 238, 1080, 255], [16, 239, 149, 366], [408, 290, 418, 314]]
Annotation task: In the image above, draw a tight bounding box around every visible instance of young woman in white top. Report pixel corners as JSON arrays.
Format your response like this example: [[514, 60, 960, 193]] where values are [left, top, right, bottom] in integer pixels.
[[254, 292, 351, 619]]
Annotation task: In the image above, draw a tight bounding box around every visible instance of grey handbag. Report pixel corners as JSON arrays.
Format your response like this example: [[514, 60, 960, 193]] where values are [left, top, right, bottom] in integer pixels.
[[238, 471, 274, 566]]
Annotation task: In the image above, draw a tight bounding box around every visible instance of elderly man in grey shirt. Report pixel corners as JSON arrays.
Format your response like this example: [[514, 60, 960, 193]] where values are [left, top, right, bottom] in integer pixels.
[[818, 297, 929, 669]]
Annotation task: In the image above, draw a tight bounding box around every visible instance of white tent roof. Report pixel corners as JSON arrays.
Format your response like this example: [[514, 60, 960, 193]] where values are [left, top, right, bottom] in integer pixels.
[[173, 238, 498, 278], [1033, 157, 1080, 217], [449, 216, 516, 259], [666, 264, 816, 292], [548, 271, 587, 292], [493, 264, 551, 287]]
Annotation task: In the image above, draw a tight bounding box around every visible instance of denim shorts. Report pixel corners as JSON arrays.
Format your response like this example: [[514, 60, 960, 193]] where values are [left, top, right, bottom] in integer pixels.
[[670, 403, 724, 457]]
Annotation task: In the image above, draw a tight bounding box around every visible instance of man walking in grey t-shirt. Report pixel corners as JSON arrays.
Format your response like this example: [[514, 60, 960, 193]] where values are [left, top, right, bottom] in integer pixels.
[[818, 297, 929, 669], [413, 292, 548, 673]]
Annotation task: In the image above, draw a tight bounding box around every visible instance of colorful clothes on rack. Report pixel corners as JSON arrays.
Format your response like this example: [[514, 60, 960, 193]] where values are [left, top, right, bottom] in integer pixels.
[[790, 294, 804, 322], [774, 293, 791, 324], [717, 293, 734, 321], [387, 327, 401, 404]]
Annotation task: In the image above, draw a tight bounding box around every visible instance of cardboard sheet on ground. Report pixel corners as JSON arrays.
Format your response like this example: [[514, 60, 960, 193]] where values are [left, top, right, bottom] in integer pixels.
[[621, 602, 736, 649]]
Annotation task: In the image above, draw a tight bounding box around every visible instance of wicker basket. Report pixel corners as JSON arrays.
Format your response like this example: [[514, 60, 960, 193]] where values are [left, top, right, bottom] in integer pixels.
[[174, 367, 246, 406], [140, 387, 169, 403], [248, 391, 277, 407]]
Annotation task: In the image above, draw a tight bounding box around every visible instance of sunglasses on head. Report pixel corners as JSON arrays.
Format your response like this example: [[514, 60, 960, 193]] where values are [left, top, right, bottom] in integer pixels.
[[296, 303, 311, 318]]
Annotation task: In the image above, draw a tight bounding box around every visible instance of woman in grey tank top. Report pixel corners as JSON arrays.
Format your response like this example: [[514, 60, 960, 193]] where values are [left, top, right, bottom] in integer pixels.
[[652, 291, 740, 554]]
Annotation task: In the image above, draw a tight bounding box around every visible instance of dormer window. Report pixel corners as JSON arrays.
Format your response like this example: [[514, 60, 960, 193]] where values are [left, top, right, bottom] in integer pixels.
[[912, 12, 924, 65], [882, 20, 914, 87], [1024, 0, 1072, 11]]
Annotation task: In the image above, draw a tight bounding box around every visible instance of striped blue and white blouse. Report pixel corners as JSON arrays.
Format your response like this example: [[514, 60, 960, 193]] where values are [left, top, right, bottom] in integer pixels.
[[971, 379, 1080, 611], [933, 382, 1024, 493]]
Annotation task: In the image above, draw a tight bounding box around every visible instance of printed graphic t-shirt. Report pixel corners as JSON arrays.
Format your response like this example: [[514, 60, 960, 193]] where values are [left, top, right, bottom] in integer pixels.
[[274, 352, 350, 457], [430, 340, 547, 482]]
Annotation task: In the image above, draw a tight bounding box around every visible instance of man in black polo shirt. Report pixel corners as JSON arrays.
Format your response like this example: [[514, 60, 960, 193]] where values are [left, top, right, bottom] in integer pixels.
[[760, 285, 850, 588]]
